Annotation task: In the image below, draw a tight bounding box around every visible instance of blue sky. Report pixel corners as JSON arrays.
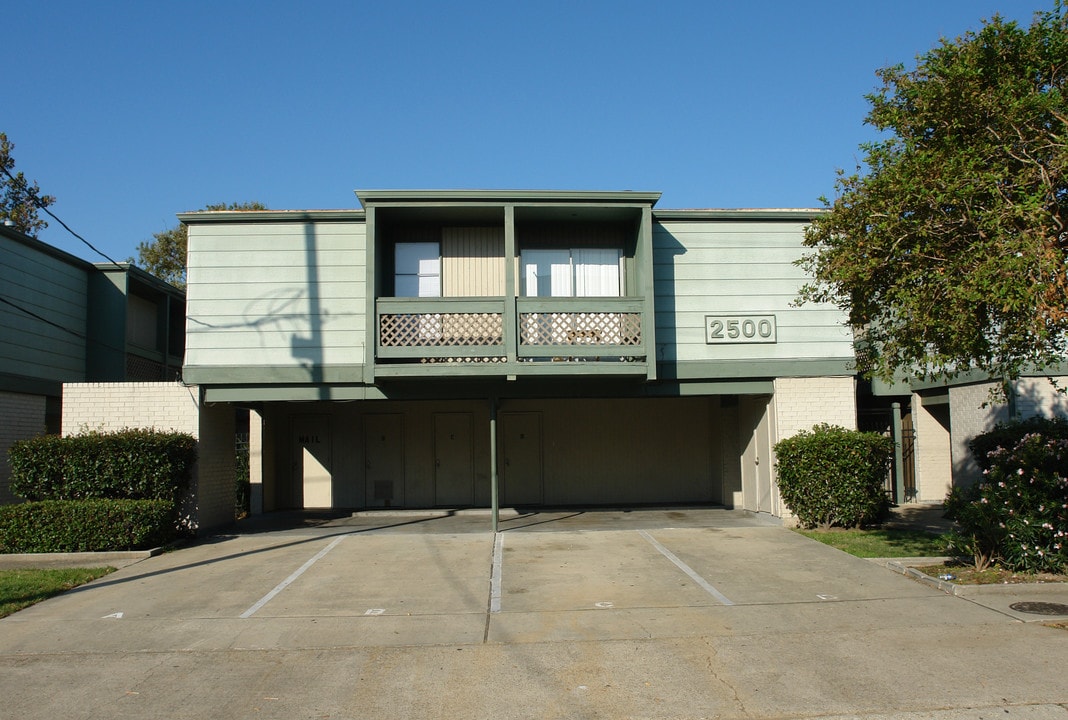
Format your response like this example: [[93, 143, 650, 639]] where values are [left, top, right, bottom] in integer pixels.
[[5, 0, 1048, 264]]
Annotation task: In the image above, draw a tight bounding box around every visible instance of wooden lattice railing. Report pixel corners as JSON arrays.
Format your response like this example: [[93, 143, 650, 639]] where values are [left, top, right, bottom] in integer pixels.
[[376, 296, 646, 363], [518, 312, 642, 346], [380, 312, 504, 347]]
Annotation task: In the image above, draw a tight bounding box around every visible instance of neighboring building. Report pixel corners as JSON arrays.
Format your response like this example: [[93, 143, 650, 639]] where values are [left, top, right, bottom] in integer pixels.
[[181, 190, 856, 521], [868, 371, 1068, 503], [0, 224, 185, 503]]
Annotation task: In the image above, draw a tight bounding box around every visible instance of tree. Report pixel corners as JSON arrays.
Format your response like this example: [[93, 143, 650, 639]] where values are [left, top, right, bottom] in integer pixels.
[[798, 6, 1068, 390], [0, 132, 56, 237], [137, 201, 266, 290]]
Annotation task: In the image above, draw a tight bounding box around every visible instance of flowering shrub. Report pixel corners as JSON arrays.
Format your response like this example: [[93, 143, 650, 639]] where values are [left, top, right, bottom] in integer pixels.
[[945, 418, 1068, 573], [774, 424, 893, 529]]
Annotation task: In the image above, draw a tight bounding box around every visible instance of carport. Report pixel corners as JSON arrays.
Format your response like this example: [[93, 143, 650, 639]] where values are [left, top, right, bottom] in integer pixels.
[[242, 388, 782, 525]]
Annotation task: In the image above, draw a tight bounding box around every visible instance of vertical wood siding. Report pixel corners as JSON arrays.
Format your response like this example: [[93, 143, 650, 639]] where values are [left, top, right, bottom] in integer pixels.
[[442, 227, 504, 296]]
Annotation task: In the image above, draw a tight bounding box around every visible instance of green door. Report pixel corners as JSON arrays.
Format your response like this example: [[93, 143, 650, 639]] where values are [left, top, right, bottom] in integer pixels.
[[434, 412, 474, 506], [501, 412, 543, 506], [365, 414, 404, 507]]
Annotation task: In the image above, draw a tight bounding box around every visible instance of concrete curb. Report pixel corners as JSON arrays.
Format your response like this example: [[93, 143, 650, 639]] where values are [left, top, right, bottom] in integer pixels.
[[351, 508, 522, 518], [879, 557, 1068, 597], [0, 547, 163, 570]]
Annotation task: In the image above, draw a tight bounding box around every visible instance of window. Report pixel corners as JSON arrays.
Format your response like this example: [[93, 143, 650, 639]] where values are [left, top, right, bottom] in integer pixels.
[[127, 294, 159, 350], [521, 248, 621, 297], [520, 248, 625, 347], [394, 242, 441, 297]]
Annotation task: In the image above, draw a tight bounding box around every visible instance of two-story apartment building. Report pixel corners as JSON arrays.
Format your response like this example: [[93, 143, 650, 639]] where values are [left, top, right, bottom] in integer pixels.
[[181, 190, 857, 523], [0, 223, 186, 503]]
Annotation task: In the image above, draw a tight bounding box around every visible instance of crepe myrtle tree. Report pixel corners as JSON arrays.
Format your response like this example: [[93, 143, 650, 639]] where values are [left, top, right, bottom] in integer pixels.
[[137, 201, 266, 290], [797, 5, 1068, 394]]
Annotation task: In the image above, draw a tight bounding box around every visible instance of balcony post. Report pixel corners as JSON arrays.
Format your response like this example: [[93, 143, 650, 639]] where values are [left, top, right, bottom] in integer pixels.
[[503, 205, 517, 366]]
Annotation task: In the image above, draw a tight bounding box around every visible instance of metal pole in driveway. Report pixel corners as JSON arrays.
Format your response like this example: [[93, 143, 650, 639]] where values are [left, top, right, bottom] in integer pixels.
[[490, 395, 499, 532]]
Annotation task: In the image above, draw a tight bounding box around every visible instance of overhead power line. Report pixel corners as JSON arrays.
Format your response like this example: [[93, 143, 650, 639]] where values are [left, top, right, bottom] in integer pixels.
[[1, 164, 124, 269]]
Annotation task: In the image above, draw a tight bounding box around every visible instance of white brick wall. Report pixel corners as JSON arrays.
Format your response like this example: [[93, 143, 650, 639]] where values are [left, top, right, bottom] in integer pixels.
[[1014, 376, 1068, 419], [61, 382, 234, 533], [948, 377, 1068, 487], [949, 382, 1011, 486], [773, 376, 857, 439], [62, 382, 201, 436], [911, 395, 952, 502], [0, 391, 47, 504], [195, 401, 236, 530], [770, 377, 856, 521]]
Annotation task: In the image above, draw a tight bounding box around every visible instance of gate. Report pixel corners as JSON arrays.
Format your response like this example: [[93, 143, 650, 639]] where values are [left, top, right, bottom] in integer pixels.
[[857, 407, 916, 503]]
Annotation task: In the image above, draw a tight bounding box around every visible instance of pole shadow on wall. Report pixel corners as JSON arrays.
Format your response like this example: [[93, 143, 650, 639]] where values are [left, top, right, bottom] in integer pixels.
[[288, 223, 333, 509]]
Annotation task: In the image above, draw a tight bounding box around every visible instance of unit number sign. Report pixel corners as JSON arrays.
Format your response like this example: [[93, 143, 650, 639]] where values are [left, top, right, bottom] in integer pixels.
[[705, 315, 777, 344]]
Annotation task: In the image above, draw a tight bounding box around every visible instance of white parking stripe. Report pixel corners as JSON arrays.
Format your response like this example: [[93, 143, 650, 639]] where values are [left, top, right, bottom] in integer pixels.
[[638, 530, 734, 606], [489, 532, 503, 613], [240, 535, 347, 618]]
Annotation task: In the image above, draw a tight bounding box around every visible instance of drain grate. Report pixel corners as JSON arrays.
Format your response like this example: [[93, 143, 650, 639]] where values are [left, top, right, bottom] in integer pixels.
[[1008, 601, 1068, 616]]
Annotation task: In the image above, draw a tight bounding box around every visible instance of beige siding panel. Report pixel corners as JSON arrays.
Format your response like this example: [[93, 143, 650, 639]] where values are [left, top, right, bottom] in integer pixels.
[[442, 227, 504, 297]]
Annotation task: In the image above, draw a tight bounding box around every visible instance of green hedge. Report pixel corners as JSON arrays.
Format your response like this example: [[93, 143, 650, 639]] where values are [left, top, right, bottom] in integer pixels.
[[774, 424, 894, 529], [0, 500, 176, 553], [9, 429, 196, 503]]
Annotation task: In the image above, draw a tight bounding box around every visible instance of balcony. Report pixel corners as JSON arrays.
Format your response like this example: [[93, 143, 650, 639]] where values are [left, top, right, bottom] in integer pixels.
[[375, 296, 647, 377]]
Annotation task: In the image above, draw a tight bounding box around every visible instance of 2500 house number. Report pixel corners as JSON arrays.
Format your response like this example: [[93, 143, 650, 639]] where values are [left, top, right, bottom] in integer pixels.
[[705, 315, 776, 344]]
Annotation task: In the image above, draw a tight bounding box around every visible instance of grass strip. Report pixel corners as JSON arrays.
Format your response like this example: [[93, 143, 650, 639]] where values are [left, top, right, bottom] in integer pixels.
[[0, 567, 114, 618], [795, 528, 948, 558]]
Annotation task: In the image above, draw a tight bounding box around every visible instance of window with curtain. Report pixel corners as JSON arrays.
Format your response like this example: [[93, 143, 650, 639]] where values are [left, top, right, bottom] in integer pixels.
[[521, 248, 621, 297]]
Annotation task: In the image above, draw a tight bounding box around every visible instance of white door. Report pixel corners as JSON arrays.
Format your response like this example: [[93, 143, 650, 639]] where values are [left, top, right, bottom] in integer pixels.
[[739, 396, 774, 513]]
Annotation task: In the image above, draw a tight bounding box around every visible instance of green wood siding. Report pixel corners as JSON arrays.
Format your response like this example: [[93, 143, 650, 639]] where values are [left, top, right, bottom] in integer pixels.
[[652, 219, 852, 369], [185, 221, 366, 381], [0, 235, 88, 382]]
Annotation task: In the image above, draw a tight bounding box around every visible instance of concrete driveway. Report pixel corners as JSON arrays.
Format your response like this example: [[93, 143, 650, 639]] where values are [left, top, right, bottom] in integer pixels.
[[2, 508, 1067, 720]]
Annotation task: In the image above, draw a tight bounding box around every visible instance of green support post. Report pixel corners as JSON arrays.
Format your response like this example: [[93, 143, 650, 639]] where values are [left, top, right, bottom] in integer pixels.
[[891, 402, 905, 504], [490, 396, 499, 533]]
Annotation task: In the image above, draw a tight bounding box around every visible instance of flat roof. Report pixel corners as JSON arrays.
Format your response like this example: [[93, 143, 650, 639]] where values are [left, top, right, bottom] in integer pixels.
[[354, 189, 663, 208], [177, 192, 824, 224]]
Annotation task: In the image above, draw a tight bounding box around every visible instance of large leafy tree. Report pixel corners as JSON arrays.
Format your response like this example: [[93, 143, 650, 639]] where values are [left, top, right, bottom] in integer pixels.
[[137, 201, 266, 289], [798, 6, 1068, 389], [0, 132, 56, 237]]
